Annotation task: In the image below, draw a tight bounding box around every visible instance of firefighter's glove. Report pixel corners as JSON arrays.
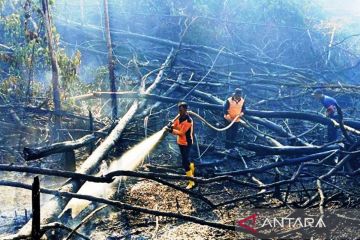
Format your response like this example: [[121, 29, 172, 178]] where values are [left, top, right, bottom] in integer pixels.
[[166, 121, 173, 133]]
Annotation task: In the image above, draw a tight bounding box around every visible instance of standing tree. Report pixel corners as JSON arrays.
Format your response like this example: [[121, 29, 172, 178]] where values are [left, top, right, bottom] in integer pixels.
[[41, 0, 62, 136], [103, 0, 118, 120]]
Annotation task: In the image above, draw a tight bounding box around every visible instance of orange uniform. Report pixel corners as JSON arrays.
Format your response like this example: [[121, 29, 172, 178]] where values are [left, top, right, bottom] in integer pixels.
[[224, 96, 245, 122], [172, 114, 194, 146]]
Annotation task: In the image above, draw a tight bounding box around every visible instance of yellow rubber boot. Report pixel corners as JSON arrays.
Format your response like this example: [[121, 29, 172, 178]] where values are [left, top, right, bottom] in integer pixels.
[[185, 170, 195, 189], [190, 162, 195, 176]]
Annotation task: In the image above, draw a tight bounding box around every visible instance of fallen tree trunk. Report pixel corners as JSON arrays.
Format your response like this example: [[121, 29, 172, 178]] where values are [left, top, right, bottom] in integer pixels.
[[176, 84, 224, 105], [23, 121, 114, 161], [16, 49, 176, 237], [23, 134, 97, 161]]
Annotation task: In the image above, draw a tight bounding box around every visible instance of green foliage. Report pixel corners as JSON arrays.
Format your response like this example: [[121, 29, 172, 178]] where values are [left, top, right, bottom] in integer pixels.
[[57, 49, 82, 96], [91, 66, 110, 91], [0, 0, 87, 108], [1, 13, 22, 43], [0, 76, 23, 100]]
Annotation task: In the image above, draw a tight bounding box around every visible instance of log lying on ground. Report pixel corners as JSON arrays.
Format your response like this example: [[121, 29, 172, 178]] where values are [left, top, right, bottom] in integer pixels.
[[23, 134, 97, 161], [237, 142, 339, 156], [17, 103, 135, 236], [23, 123, 113, 161]]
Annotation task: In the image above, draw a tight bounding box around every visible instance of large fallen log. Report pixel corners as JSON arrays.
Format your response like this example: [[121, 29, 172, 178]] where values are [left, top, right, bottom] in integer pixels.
[[23, 122, 113, 161], [16, 49, 176, 237], [23, 134, 97, 161]]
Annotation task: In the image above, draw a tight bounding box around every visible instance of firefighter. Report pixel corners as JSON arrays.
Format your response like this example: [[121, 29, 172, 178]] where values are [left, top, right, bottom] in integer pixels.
[[167, 102, 195, 189], [224, 88, 246, 151], [312, 89, 339, 142]]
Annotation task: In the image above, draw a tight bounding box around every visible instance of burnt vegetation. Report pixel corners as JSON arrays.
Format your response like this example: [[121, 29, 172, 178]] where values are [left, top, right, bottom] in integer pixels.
[[1, 0, 360, 239]]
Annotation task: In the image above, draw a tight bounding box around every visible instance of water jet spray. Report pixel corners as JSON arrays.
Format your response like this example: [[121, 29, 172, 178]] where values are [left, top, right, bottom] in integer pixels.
[[60, 116, 180, 219]]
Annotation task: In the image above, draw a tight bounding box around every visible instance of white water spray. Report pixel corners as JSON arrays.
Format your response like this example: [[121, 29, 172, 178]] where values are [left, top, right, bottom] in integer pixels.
[[61, 128, 167, 218]]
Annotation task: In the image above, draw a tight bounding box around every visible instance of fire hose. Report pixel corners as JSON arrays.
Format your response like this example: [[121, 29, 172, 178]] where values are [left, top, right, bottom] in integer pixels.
[[188, 111, 244, 131], [165, 111, 243, 132]]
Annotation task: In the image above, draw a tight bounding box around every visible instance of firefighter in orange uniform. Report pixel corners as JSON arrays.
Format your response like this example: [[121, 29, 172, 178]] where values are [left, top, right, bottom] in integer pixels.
[[224, 88, 245, 151], [167, 102, 195, 189]]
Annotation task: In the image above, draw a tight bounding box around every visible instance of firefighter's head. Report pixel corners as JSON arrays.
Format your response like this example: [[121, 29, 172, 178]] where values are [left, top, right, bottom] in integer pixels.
[[312, 89, 324, 100], [234, 88, 243, 100], [178, 101, 188, 116]]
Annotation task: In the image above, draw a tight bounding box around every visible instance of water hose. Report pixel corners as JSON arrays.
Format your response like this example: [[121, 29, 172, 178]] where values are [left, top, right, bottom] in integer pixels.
[[188, 111, 243, 132]]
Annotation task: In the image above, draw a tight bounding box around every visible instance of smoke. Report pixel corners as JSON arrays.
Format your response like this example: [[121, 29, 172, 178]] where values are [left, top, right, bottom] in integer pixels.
[[60, 128, 167, 219]]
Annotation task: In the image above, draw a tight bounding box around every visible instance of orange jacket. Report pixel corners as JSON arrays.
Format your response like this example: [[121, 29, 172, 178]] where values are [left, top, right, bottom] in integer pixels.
[[172, 114, 193, 146], [224, 96, 245, 122]]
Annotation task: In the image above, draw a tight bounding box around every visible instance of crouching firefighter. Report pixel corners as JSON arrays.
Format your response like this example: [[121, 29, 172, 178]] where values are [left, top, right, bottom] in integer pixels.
[[166, 102, 195, 189]]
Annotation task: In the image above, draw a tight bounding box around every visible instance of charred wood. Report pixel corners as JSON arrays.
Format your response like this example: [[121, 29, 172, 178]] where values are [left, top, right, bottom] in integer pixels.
[[23, 134, 97, 161]]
